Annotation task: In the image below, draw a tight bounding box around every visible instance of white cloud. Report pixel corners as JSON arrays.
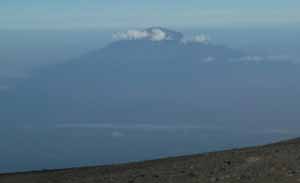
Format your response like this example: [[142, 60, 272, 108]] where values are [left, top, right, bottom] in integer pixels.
[[113, 28, 171, 41], [190, 34, 210, 44], [113, 30, 148, 40], [150, 29, 167, 41], [113, 28, 214, 44]]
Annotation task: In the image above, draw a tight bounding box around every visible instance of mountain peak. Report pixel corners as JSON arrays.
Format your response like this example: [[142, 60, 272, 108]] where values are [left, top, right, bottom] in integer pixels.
[[112, 27, 183, 42], [144, 27, 184, 41]]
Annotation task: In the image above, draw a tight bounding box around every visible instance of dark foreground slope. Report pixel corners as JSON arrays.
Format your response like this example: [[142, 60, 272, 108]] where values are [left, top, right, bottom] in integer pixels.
[[1, 138, 300, 183]]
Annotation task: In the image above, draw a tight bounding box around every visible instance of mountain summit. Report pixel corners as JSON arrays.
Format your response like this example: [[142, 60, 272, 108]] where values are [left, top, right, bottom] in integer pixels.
[[92, 27, 243, 65], [113, 27, 184, 42], [1, 28, 300, 128]]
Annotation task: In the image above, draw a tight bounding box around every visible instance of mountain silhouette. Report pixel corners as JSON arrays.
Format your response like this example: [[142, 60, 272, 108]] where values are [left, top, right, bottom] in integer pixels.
[[1, 28, 300, 129]]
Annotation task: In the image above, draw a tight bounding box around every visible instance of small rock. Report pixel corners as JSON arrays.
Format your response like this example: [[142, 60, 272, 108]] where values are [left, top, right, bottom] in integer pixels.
[[287, 170, 296, 176], [224, 160, 231, 165], [152, 174, 159, 178], [210, 177, 218, 182], [188, 172, 197, 177]]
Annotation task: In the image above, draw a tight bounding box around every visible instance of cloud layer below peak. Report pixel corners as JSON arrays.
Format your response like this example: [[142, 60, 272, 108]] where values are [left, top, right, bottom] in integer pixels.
[[113, 29, 171, 41], [113, 28, 210, 43]]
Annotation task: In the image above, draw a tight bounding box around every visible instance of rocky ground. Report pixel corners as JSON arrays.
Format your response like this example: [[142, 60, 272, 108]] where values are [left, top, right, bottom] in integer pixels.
[[1, 138, 300, 183]]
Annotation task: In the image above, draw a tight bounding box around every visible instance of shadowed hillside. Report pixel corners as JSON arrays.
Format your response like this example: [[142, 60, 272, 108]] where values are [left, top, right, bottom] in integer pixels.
[[2, 28, 300, 131]]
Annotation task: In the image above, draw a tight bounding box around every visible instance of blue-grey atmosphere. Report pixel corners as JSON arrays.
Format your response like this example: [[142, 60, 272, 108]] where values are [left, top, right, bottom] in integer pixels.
[[1, 1, 300, 30], [1, 1, 300, 174]]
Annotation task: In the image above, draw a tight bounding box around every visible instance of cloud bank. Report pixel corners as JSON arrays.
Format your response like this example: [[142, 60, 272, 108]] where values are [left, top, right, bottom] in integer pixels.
[[113, 28, 170, 41], [113, 28, 210, 44]]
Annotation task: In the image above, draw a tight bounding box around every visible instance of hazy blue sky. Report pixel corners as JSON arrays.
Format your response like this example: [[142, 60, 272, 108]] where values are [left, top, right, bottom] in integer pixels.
[[1, 0, 299, 30]]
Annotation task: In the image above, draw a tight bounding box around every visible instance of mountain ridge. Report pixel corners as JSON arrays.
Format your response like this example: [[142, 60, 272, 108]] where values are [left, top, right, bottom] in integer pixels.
[[1, 28, 300, 129]]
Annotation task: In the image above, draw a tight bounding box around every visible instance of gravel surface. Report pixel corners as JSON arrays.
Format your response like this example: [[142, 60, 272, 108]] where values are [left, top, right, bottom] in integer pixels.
[[1, 138, 300, 183]]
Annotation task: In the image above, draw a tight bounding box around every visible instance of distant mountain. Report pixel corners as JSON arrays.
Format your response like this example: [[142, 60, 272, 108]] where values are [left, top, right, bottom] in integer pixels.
[[1, 28, 300, 128]]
